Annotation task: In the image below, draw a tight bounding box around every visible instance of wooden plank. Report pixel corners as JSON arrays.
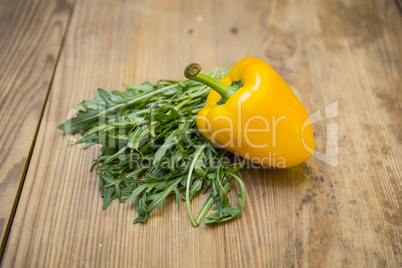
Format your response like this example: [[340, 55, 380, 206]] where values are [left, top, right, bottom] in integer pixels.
[[0, 0, 73, 256], [2, 0, 401, 267]]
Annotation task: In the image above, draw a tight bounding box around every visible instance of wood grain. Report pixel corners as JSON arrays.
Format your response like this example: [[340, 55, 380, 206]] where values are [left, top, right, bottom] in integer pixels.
[[1, 0, 401, 267], [0, 0, 73, 256]]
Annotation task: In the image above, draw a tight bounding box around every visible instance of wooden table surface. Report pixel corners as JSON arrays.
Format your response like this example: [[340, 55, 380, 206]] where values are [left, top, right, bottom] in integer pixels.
[[1, 0, 401, 267]]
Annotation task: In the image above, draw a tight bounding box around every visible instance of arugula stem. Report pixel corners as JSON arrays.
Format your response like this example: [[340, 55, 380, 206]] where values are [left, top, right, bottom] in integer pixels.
[[224, 171, 246, 212], [195, 195, 215, 225], [71, 83, 180, 128], [173, 98, 192, 110], [185, 144, 207, 227]]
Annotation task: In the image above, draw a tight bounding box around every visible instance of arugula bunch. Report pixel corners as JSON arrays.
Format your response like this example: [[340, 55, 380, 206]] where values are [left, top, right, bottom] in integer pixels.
[[58, 67, 245, 226]]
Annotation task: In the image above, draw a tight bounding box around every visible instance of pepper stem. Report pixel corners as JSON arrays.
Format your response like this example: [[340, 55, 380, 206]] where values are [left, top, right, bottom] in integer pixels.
[[184, 63, 238, 104]]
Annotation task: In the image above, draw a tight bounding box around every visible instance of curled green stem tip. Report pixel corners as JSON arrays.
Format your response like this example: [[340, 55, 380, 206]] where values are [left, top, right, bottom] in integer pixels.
[[184, 63, 239, 104], [185, 63, 202, 78]]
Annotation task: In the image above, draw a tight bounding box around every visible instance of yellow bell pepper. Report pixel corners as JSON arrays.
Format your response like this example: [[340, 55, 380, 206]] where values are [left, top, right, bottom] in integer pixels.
[[184, 57, 315, 168]]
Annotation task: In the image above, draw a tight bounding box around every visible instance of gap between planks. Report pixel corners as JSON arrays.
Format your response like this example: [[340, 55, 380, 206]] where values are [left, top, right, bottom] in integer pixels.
[[0, 0, 77, 262]]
